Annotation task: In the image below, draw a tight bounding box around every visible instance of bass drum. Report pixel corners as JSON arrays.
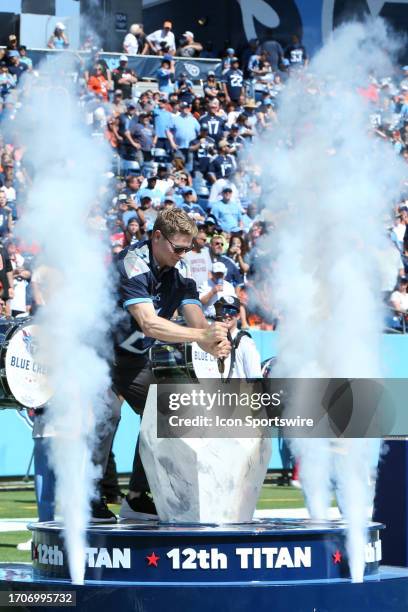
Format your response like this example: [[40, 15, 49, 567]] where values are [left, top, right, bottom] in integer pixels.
[[149, 342, 197, 382], [0, 317, 53, 409], [150, 341, 232, 382]]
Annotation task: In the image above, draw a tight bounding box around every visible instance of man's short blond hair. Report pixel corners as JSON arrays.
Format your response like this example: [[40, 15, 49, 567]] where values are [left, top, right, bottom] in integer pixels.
[[153, 208, 198, 238]]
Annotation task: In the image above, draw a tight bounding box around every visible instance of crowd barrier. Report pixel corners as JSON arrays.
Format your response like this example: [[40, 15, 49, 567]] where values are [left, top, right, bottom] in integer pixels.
[[1, 47, 222, 81]]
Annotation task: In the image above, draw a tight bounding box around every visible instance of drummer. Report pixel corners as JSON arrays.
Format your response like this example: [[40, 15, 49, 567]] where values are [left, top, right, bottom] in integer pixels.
[[113, 208, 231, 520]]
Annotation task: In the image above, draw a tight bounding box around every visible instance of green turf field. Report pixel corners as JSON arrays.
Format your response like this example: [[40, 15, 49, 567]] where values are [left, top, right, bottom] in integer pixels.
[[0, 484, 307, 564]]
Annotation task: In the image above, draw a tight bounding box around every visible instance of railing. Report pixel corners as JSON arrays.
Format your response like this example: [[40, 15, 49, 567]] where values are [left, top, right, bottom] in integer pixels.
[[1, 47, 222, 82]]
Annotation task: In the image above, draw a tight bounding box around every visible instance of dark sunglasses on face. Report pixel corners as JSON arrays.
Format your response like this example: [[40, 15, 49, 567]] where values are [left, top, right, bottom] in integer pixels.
[[223, 308, 239, 318], [161, 231, 193, 254]]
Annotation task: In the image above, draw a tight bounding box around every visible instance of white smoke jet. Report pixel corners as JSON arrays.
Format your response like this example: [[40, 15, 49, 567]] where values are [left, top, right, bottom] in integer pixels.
[[15, 58, 113, 583], [256, 20, 406, 581]]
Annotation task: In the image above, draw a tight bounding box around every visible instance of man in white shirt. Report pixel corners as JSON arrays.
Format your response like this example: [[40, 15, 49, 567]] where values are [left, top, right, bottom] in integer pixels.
[[215, 296, 262, 378], [184, 227, 212, 287], [123, 24, 139, 56], [199, 261, 235, 318], [147, 20, 176, 55]]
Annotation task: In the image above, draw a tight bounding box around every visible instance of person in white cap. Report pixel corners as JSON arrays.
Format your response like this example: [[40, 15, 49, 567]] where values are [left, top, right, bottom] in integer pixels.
[[177, 31, 203, 58], [199, 261, 236, 318], [47, 22, 69, 49], [123, 24, 139, 56]]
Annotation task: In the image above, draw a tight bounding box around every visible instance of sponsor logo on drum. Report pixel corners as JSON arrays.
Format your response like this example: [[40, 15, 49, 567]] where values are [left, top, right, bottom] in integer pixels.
[[22, 329, 39, 357], [9, 355, 49, 375]]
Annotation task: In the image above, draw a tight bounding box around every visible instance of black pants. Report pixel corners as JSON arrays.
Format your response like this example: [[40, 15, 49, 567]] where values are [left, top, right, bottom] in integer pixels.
[[112, 359, 155, 492]]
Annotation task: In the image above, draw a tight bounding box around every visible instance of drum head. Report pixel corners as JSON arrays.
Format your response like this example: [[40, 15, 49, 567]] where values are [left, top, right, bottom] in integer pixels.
[[5, 323, 53, 408], [191, 342, 232, 379]]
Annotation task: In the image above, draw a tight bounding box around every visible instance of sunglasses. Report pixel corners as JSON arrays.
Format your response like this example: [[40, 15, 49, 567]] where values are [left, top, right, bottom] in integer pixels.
[[212, 241, 223, 246], [223, 308, 239, 318], [161, 231, 193, 254]]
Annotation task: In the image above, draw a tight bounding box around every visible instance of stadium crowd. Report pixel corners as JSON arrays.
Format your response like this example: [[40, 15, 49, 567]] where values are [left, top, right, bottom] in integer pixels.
[[0, 22, 408, 330]]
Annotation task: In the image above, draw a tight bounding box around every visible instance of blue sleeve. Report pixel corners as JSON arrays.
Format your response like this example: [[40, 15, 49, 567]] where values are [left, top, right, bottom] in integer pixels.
[[180, 278, 201, 308], [119, 265, 153, 309]]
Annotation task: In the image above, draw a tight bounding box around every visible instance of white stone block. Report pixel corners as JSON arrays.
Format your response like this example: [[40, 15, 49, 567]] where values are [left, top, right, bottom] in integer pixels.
[[139, 386, 272, 523]]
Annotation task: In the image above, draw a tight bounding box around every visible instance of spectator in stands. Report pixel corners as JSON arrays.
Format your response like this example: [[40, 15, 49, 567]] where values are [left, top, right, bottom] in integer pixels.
[[284, 34, 308, 69], [199, 261, 236, 318], [0, 190, 12, 238], [156, 56, 175, 95], [132, 112, 154, 165], [0, 243, 14, 316], [209, 140, 237, 182], [152, 95, 174, 154], [223, 57, 245, 104], [210, 186, 243, 232], [111, 90, 126, 115], [208, 233, 241, 286], [180, 188, 206, 221], [167, 102, 200, 167], [200, 98, 227, 143], [124, 217, 142, 245], [260, 31, 284, 71], [123, 24, 140, 56], [184, 226, 212, 286], [117, 100, 141, 175], [112, 55, 138, 100], [87, 64, 110, 102], [190, 123, 216, 180], [225, 234, 249, 282], [177, 31, 203, 58], [203, 71, 223, 99], [175, 72, 195, 105], [6, 35, 18, 53], [7, 242, 30, 317], [18, 46, 32, 71], [0, 63, 16, 100], [7, 51, 28, 83], [47, 22, 69, 49], [147, 20, 176, 55], [390, 277, 408, 313], [222, 48, 236, 72]]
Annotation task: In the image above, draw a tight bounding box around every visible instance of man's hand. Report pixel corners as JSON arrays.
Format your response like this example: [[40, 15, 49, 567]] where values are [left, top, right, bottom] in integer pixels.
[[198, 322, 231, 358]]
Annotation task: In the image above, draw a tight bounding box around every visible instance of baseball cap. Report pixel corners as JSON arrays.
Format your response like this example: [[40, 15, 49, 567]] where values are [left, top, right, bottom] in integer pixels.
[[180, 101, 190, 108], [208, 70, 215, 76], [216, 295, 240, 312], [226, 48, 235, 54], [147, 174, 158, 180], [114, 89, 123, 96], [201, 123, 209, 130], [55, 22, 66, 30], [230, 123, 239, 130], [7, 50, 19, 58], [182, 187, 194, 194], [119, 54, 128, 62], [126, 100, 137, 109], [231, 57, 239, 63], [212, 262, 227, 275], [179, 71, 188, 78], [222, 186, 233, 193], [163, 54, 173, 61], [205, 215, 217, 225], [183, 31, 194, 39]]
